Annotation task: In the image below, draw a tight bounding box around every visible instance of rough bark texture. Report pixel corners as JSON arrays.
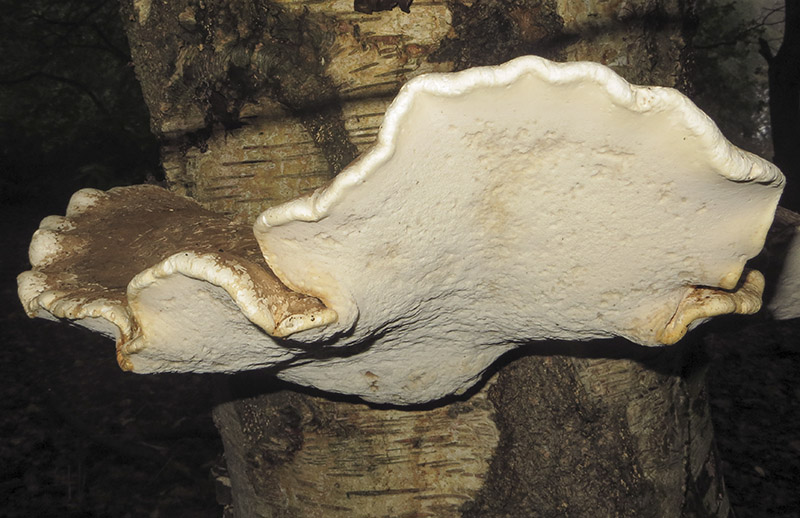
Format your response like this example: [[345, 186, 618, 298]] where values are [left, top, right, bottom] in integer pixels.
[[461, 340, 729, 518], [213, 375, 500, 517], [121, 0, 731, 516]]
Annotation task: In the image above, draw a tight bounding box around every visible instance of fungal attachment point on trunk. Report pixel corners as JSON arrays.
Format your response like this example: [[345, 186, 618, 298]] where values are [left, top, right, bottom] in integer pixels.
[[19, 57, 784, 404]]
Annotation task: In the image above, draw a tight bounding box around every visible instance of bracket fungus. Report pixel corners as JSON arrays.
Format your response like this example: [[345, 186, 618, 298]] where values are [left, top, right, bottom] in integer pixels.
[[18, 185, 337, 373], [18, 57, 783, 404]]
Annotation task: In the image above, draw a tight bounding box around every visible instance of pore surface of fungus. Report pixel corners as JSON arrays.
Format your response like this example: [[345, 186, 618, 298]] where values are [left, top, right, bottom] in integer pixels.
[[20, 57, 783, 404]]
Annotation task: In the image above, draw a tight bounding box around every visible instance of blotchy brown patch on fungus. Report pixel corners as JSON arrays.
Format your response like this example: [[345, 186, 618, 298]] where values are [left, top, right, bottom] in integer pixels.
[[18, 185, 336, 373]]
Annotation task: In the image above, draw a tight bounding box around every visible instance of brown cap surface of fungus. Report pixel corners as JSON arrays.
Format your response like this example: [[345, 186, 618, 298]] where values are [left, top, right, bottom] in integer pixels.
[[18, 185, 335, 373]]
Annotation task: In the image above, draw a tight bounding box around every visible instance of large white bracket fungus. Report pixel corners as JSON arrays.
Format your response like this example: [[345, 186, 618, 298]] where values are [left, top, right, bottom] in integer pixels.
[[18, 57, 783, 404]]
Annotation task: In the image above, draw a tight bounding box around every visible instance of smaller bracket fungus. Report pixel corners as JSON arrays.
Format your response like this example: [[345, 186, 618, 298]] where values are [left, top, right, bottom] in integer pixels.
[[19, 57, 783, 405], [18, 185, 336, 373]]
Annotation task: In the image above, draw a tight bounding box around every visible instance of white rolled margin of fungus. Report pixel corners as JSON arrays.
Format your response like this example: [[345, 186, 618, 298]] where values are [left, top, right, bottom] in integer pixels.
[[18, 56, 784, 405]]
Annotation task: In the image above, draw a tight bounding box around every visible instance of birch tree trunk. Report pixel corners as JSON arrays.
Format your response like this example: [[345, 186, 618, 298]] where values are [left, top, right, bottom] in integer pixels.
[[120, 0, 731, 515]]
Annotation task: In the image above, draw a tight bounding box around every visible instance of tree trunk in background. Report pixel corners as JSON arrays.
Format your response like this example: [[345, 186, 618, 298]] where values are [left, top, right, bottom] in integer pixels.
[[760, 0, 800, 211], [120, 0, 731, 516]]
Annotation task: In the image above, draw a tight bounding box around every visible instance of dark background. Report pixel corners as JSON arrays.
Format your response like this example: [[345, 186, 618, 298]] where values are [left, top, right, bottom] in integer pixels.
[[1, 1, 798, 516]]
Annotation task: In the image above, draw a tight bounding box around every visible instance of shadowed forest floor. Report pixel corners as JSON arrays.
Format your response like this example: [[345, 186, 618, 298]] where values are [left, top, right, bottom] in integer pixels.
[[1, 202, 798, 518], [705, 319, 800, 518]]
